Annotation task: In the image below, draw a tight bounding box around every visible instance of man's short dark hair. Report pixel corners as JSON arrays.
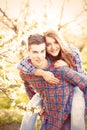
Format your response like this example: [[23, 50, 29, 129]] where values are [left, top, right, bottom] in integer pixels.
[[28, 34, 45, 50]]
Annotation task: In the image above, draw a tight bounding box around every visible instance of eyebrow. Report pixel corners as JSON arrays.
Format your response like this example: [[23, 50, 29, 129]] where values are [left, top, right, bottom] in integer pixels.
[[32, 49, 45, 53]]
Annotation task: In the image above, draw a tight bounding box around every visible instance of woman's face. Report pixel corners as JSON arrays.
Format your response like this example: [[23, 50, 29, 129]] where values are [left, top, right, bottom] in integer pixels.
[[46, 36, 61, 57]]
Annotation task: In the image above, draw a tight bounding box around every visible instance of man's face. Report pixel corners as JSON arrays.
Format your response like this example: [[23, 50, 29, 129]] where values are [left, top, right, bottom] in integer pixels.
[[29, 43, 46, 68]]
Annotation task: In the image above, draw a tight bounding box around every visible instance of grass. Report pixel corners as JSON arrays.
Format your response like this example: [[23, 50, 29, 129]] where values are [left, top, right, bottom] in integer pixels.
[[0, 109, 22, 130], [0, 109, 41, 130], [0, 91, 41, 130]]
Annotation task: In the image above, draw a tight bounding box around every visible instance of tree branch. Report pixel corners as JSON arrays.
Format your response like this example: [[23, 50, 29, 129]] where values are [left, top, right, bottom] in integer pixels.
[[0, 8, 18, 33]]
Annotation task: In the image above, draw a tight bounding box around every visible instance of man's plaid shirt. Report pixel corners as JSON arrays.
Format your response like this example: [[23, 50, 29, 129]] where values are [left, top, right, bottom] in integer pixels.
[[18, 46, 87, 130]]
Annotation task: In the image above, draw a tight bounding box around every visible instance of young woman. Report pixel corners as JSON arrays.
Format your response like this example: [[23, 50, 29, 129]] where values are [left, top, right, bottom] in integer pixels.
[[18, 30, 87, 130], [43, 30, 87, 130]]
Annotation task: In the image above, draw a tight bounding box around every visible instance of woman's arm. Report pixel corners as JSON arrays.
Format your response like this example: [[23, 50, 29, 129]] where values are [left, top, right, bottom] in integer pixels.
[[70, 45, 87, 75], [54, 60, 68, 68], [34, 69, 59, 84], [54, 66, 87, 91], [19, 64, 87, 92], [18, 56, 59, 84], [17, 56, 37, 75]]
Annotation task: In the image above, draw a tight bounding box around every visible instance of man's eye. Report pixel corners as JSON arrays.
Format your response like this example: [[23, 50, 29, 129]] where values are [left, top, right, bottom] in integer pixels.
[[33, 51, 37, 54], [46, 44, 50, 46], [41, 50, 45, 53], [54, 42, 58, 44]]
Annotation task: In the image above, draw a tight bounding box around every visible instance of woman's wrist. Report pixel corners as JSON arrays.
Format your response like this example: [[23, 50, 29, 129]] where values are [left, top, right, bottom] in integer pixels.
[[34, 69, 45, 77]]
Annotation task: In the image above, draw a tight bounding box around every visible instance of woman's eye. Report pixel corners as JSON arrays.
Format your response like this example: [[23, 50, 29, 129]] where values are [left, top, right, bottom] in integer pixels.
[[41, 50, 45, 53], [54, 42, 58, 44], [46, 44, 50, 46]]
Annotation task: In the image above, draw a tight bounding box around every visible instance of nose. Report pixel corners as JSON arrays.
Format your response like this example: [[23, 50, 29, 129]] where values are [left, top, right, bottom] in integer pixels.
[[37, 53, 43, 58], [51, 44, 56, 50]]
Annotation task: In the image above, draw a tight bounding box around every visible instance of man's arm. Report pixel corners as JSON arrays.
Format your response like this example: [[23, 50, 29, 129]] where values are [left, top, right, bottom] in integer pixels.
[[19, 71, 36, 99], [24, 82, 36, 99]]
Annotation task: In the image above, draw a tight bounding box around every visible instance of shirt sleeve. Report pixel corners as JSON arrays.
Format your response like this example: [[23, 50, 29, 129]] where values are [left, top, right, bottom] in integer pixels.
[[24, 82, 36, 99], [19, 70, 36, 99], [54, 66, 87, 91], [17, 56, 37, 75], [70, 45, 87, 75]]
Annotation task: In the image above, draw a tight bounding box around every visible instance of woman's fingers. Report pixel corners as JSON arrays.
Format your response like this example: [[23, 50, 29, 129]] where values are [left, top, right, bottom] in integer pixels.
[[47, 76, 59, 84]]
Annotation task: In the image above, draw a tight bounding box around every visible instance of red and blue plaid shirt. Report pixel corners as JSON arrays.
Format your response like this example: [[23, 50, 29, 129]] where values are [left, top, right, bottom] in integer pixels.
[[18, 45, 87, 130]]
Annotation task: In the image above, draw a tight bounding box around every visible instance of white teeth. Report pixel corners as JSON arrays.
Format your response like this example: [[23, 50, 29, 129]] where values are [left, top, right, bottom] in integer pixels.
[[52, 51, 57, 53]]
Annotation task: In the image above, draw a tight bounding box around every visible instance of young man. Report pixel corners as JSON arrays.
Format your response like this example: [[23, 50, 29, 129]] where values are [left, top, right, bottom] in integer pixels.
[[18, 34, 87, 130]]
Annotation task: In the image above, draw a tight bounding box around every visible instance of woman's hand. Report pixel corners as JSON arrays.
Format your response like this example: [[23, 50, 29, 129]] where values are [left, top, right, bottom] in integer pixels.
[[42, 71, 59, 84], [34, 69, 59, 84], [54, 59, 68, 68]]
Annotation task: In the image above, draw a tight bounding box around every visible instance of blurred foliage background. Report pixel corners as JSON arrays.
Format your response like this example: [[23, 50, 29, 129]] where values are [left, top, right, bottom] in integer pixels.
[[0, 0, 87, 129]]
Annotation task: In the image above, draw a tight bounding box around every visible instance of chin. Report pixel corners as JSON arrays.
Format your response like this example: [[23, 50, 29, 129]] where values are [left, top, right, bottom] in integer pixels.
[[52, 54, 58, 57], [50, 52, 58, 56], [36, 64, 42, 68]]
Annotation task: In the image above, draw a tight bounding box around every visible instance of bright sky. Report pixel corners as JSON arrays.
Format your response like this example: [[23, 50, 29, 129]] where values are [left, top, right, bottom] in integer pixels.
[[0, 0, 83, 20], [0, 0, 85, 32]]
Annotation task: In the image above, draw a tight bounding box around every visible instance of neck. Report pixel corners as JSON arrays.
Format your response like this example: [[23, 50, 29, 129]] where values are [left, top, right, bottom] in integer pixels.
[[32, 59, 48, 69], [39, 59, 48, 69]]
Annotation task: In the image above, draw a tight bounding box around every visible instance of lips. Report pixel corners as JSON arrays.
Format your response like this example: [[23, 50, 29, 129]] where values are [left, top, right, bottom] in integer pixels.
[[36, 60, 42, 63], [51, 51, 57, 53], [51, 50, 58, 54]]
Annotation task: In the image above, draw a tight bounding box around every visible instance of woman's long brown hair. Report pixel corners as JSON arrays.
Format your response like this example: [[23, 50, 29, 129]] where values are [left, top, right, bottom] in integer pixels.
[[44, 29, 75, 69]]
